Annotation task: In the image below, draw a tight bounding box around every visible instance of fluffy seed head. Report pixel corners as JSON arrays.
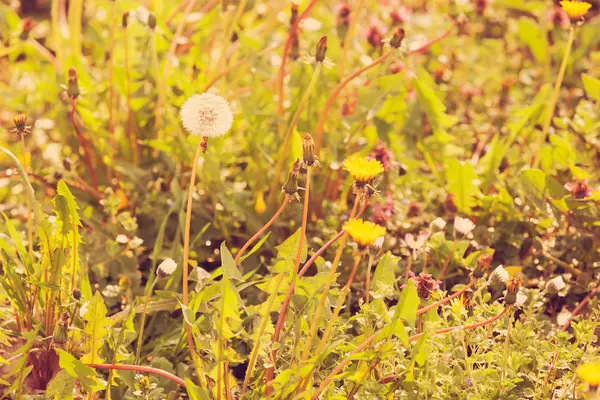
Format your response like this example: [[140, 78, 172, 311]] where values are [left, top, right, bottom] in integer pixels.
[[180, 93, 233, 138]]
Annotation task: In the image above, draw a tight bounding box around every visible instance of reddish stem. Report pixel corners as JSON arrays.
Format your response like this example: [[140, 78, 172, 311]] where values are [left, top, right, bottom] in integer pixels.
[[314, 23, 456, 154], [86, 363, 186, 387], [417, 280, 475, 315], [265, 201, 369, 390], [235, 200, 288, 264], [69, 99, 98, 188], [276, 0, 318, 116]]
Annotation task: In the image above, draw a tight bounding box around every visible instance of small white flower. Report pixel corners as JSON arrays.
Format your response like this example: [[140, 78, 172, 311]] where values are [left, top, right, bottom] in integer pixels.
[[454, 216, 476, 236], [116, 234, 129, 244], [488, 265, 509, 285], [369, 236, 385, 255], [157, 258, 177, 277], [546, 276, 566, 294], [180, 93, 233, 138], [404, 231, 428, 260], [79, 301, 89, 318], [430, 217, 447, 231]]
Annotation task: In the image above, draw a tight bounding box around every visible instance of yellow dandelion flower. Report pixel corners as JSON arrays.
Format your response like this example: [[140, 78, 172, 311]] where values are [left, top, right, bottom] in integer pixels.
[[577, 362, 600, 387], [560, 1, 592, 19], [344, 219, 386, 247], [343, 156, 384, 185]]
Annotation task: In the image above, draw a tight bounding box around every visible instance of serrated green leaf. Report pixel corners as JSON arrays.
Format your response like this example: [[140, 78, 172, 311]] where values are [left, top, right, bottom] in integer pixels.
[[446, 159, 478, 214]]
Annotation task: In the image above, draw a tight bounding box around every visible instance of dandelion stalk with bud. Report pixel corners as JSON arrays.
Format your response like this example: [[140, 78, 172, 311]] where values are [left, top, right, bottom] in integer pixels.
[[269, 37, 328, 203], [180, 92, 233, 372], [135, 258, 177, 365]]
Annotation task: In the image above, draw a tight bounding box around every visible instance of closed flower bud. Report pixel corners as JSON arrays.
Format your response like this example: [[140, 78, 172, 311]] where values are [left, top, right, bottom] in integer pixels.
[[474, 253, 493, 278], [290, 4, 298, 26], [315, 36, 328, 62], [390, 28, 405, 49], [282, 159, 301, 201], [19, 18, 34, 41], [290, 34, 300, 60], [504, 290, 517, 306], [53, 322, 69, 344], [148, 12, 157, 29], [122, 12, 130, 28], [67, 67, 80, 100], [302, 134, 320, 168], [72, 288, 81, 300]]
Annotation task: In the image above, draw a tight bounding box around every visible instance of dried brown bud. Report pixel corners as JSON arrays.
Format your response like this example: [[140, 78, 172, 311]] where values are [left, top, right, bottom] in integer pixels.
[[72, 288, 81, 301], [20, 18, 34, 40], [13, 114, 28, 133], [290, 4, 299, 26], [302, 134, 320, 167], [290, 34, 300, 60], [67, 67, 80, 100], [122, 12, 129, 28], [390, 28, 405, 48], [148, 12, 157, 29], [282, 159, 301, 201], [474, 253, 493, 278], [315, 36, 328, 62]]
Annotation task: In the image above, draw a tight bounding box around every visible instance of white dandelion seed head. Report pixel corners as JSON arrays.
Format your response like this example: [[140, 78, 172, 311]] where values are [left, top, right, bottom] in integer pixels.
[[157, 258, 177, 277], [454, 216, 476, 236], [180, 93, 233, 138]]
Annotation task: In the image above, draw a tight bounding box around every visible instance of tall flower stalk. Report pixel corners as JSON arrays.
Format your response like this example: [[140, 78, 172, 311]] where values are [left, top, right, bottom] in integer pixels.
[[532, 1, 590, 168], [180, 93, 233, 381], [269, 37, 327, 203], [135, 259, 177, 364]]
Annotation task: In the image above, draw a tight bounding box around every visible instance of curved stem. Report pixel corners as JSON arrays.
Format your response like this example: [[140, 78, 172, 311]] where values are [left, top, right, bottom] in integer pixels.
[[314, 52, 390, 154], [270, 63, 322, 201], [532, 26, 575, 169], [87, 363, 186, 387], [182, 141, 204, 361], [135, 277, 159, 365], [315, 254, 362, 354], [417, 280, 475, 315], [234, 200, 287, 264], [300, 195, 361, 363], [277, 0, 318, 116], [266, 198, 367, 391]]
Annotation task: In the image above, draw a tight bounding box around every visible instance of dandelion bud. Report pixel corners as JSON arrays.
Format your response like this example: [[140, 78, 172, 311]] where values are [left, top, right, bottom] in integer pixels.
[[390, 28, 405, 49], [148, 12, 157, 29], [19, 18, 34, 41], [290, 3, 298, 26], [315, 36, 328, 63], [504, 291, 517, 306], [282, 159, 301, 201], [157, 258, 177, 278], [506, 276, 523, 293], [488, 265, 509, 286], [302, 134, 320, 168], [67, 67, 80, 100], [72, 288, 81, 301], [12, 114, 28, 134], [122, 12, 130, 28], [546, 276, 566, 294], [474, 253, 493, 278], [53, 321, 69, 344]]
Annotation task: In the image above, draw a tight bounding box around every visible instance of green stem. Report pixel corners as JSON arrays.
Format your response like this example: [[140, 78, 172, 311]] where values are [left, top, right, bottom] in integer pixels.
[[135, 276, 159, 365], [532, 26, 575, 169], [269, 63, 322, 203]]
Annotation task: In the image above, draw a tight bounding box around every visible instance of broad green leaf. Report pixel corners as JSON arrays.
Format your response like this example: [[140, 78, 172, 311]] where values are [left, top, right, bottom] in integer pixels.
[[582, 73, 600, 103], [446, 159, 478, 214], [413, 69, 458, 142], [56, 348, 105, 392], [46, 370, 76, 400], [516, 19, 547, 64], [275, 228, 307, 262], [81, 291, 112, 364], [221, 241, 242, 281], [185, 378, 211, 400], [397, 279, 419, 328]]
